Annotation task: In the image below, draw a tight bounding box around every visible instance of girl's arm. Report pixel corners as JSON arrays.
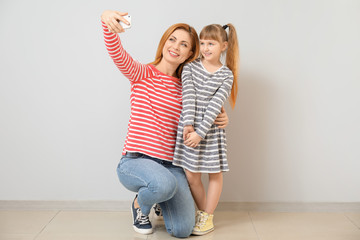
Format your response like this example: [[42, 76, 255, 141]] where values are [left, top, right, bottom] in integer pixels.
[[101, 10, 150, 83], [196, 74, 234, 138], [181, 64, 196, 135]]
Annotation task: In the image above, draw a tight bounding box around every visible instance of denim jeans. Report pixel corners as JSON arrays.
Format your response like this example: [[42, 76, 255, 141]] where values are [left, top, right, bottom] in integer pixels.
[[117, 152, 195, 238]]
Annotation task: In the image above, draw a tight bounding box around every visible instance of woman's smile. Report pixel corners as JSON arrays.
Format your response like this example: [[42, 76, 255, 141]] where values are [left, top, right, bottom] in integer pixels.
[[168, 50, 180, 57]]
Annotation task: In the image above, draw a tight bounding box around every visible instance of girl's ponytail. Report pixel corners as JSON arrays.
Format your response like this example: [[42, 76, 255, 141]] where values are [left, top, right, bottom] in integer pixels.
[[225, 23, 239, 109], [200, 23, 239, 109]]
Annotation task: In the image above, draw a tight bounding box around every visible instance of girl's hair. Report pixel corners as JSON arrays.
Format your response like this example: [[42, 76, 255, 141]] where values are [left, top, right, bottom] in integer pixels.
[[200, 24, 239, 109], [150, 23, 199, 78]]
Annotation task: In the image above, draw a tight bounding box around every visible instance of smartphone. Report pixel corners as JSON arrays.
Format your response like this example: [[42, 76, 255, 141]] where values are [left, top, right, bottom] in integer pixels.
[[119, 15, 131, 29]]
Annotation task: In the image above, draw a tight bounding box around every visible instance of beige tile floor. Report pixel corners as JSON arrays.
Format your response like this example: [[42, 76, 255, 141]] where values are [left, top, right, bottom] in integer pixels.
[[0, 210, 359, 240]]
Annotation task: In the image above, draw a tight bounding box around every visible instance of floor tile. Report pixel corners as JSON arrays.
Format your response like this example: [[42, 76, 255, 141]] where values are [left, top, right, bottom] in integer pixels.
[[250, 212, 360, 240], [2, 209, 360, 240], [346, 212, 360, 229], [0, 210, 57, 239], [148, 211, 258, 240], [0, 234, 37, 240], [35, 211, 148, 240]]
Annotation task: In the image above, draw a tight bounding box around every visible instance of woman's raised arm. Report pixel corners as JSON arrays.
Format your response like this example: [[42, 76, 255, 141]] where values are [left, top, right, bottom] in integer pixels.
[[101, 10, 130, 33], [101, 10, 150, 83]]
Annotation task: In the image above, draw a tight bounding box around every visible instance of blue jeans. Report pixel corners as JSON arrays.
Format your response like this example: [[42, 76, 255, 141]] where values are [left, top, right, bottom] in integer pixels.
[[117, 152, 195, 238]]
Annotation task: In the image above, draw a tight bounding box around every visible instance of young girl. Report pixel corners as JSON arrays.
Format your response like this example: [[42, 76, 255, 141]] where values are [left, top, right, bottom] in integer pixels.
[[173, 23, 239, 235]]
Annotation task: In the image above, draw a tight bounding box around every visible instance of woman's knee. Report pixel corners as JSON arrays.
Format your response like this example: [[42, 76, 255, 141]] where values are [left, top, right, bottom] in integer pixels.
[[170, 223, 193, 238]]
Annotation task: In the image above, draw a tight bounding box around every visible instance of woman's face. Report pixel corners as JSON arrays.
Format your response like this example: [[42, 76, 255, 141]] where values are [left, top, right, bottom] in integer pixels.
[[162, 29, 193, 67]]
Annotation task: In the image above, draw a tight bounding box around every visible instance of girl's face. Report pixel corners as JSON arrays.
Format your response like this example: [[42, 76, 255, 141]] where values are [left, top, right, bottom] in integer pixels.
[[162, 29, 193, 67], [200, 39, 227, 63]]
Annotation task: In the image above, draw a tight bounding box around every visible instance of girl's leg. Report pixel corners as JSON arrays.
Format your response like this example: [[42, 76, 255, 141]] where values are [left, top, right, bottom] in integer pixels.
[[185, 169, 206, 211], [192, 172, 223, 236], [160, 165, 195, 238], [205, 172, 223, 214]]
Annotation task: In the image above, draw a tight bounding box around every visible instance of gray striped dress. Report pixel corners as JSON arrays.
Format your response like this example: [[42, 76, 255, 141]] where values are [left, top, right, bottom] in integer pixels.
[[173, 59, 234, 173]]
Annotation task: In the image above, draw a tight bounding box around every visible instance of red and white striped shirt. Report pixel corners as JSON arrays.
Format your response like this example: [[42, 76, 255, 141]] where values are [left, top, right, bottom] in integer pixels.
[[102, 22, 183, 161]]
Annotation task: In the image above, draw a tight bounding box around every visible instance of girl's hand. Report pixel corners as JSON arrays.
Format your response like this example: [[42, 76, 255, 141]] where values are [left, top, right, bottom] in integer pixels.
[[184, 132, 202, 148], [214, 107, 229, 128], [101, 10, 130, 33], [183, 125, 194, 141]]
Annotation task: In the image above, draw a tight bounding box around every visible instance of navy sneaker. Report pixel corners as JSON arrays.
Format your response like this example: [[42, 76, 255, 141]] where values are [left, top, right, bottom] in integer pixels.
[[153, 203, 163, 219], [131, 195, 153, 234]]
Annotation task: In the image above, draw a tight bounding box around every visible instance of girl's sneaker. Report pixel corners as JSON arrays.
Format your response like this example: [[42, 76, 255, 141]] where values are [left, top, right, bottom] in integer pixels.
[[196, 210, 204, 223], [192, 211, 214, 235]]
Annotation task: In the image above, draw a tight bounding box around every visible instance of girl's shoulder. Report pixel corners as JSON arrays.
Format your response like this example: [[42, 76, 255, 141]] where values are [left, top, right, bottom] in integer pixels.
[[186, 58, 201, 68], [221, 65, 234, 78]]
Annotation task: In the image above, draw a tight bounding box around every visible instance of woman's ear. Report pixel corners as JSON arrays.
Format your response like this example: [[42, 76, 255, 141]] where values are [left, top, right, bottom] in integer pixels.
[[187, 51, 193, 59]]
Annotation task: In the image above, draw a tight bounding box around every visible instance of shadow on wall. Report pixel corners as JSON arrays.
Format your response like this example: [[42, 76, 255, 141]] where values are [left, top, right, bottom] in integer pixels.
[[222, 69, 304, 202]]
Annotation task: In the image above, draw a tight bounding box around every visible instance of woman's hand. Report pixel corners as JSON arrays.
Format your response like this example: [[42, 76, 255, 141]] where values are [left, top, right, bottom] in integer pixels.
[[101, 10, 130, 33], [184, 132, 202, 148], [214, 107, 229, 128]]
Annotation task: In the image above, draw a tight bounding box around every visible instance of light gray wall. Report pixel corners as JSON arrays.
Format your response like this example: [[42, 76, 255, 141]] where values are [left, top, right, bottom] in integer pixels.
[[0, 0, 359, 202]]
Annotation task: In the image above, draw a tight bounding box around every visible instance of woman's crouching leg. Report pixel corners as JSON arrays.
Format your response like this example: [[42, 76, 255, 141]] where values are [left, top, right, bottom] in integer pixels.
[[117, 157, 177, 215], [160, 165, 195, 238]]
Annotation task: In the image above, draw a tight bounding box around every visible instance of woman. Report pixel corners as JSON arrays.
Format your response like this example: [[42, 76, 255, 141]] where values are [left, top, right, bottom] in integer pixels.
[[101, 10, 229, 238]]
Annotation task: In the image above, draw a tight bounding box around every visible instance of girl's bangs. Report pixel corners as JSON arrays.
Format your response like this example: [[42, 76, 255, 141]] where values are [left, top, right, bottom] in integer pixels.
[[200, 26, 221, 42]]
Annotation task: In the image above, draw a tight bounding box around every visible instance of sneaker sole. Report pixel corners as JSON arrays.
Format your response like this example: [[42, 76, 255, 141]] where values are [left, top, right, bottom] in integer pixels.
[[192, 227, 214, 236], [132, 225, 153, 235]]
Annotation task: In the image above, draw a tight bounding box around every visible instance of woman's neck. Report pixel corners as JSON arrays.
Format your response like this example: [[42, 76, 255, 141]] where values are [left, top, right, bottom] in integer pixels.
[[155, 60, 178, 77]]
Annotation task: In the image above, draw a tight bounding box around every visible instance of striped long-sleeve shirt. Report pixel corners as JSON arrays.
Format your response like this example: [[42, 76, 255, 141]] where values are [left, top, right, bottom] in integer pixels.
[[182, 59, 233, 138], [102, 22, 183, 161]]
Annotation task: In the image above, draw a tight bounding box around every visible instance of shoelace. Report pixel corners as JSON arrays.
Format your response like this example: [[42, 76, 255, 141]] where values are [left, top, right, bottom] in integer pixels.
[[196, 210, 203, 223], [154, 204, 162, 216], [136, 208, 150, 225], [197, 213, 208, 228]]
